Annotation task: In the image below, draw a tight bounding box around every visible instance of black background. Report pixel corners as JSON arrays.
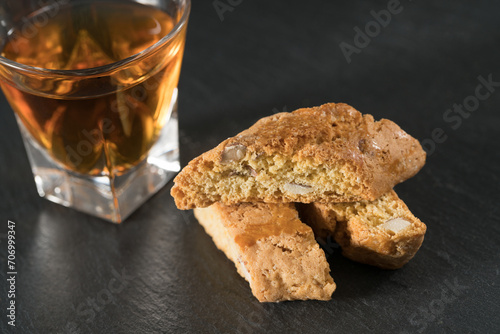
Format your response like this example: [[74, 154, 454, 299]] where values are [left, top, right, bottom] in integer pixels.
[[1, 0, 500, 333]]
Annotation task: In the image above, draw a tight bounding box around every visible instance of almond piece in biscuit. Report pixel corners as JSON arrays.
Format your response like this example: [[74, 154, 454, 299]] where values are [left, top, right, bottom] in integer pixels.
[[194, 202, 336, 302], [298, 190, 426, 269], [172, 103, 426, 210]]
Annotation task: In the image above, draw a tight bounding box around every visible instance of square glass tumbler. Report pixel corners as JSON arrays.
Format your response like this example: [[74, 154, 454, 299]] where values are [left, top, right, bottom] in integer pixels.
[[0, 0, 191, 222]]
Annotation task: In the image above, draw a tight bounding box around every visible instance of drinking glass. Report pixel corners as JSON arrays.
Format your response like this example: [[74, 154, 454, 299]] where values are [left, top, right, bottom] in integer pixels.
[[0, 0, 191, 222]]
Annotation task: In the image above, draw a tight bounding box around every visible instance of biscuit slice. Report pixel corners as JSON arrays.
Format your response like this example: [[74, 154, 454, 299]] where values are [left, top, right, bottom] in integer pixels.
[[193, 202, 336, 302], [172, 103, 426, 209], [298, 190, 426, 269]]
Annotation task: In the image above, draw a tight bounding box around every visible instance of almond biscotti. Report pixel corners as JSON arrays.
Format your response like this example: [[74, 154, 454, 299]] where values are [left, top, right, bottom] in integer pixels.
[[298, 190, 426, 269], [193, 202, 336, 302], [172, 103, 426, 210]]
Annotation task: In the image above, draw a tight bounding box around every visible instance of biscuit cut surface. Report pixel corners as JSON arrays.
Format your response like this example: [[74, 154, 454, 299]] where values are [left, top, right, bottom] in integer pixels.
[[172, 103, 426, 209], [298, 190, 426, 269], [193, 202, 336, 302]]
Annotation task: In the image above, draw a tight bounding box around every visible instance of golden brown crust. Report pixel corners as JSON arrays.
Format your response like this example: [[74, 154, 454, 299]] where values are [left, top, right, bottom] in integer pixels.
[[172, 103, 426, 209], [194, 202, 336, 302], [298, 190, 427, 269]]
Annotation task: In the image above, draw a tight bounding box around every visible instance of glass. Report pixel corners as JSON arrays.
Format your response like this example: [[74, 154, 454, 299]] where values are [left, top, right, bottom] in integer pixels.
[[0, 0, 191, 223]]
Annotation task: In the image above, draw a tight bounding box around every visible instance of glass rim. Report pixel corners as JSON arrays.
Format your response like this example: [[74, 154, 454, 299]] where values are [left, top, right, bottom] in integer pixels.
[[0, 0, 191, 77]]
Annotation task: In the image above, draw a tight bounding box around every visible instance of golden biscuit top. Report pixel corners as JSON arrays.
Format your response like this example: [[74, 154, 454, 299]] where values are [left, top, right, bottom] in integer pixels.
[[192, 103, 424, 177], [219, 103, 423, 167]]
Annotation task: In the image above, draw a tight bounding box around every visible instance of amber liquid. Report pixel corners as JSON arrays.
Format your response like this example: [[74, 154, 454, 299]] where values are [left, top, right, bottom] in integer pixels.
[[1, 0, 186, 175]]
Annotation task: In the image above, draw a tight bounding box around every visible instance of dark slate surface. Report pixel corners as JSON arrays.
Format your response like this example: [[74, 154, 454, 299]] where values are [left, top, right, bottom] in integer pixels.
[[1, 0, 500, 333]]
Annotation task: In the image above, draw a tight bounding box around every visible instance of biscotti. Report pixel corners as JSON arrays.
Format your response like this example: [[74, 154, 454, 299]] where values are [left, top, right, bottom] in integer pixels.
[[298, 190, 426, 269], [193, 202, 336, 302], [172, 103, 426, 210]]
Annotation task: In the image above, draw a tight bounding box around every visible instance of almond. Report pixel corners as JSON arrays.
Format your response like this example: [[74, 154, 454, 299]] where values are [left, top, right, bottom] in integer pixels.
[[221, 144, 247, 163], [283, 183, 314, 195], [380, 218, 411, 234]]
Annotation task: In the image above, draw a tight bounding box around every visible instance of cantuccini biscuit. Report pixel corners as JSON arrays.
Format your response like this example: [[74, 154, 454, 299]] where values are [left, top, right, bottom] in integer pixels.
[[193, 202, 336, 302], [298, 190, 426, 269], [172, 103, 426, 210]]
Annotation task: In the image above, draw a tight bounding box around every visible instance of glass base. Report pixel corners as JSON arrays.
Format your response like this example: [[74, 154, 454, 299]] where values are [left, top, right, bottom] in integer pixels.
[[16, 89, 180, 223]]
